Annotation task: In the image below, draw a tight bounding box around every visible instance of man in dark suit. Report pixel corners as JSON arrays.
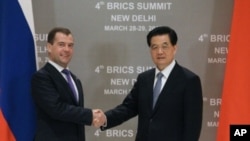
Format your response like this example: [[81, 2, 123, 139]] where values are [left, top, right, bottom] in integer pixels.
[[31, 27, 106, 141], [101, 26, 203, 141]]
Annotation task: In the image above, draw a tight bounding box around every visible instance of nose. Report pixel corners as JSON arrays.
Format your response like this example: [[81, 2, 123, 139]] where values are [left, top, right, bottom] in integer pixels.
[[64, 45, 71, 51], [157, 47, 163, 54]]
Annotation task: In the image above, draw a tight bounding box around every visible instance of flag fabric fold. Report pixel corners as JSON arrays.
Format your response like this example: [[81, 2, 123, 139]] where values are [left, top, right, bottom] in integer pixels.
[[217, 0, 250, 141], [0, 0, 37, 141]]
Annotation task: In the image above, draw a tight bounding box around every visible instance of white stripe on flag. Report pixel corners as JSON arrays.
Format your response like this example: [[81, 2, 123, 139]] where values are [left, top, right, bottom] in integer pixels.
[[18, 0, 38, 70]]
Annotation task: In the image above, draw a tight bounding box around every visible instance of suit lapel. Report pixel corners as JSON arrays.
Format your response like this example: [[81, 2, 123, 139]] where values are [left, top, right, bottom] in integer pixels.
[[71, 74, 83, 106], [44, 63, 79, 105], [145, 69, 156, 113], [152, 63, 182, 113]]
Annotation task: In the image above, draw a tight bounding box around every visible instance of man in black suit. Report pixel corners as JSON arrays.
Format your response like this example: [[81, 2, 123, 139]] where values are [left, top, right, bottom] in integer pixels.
[[101, 26, 203, 141], [31, 27, 106, 141]]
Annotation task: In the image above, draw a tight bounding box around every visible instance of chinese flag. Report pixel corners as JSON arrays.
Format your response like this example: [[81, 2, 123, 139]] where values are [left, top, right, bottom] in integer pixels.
[[216, 0, 250, 141]]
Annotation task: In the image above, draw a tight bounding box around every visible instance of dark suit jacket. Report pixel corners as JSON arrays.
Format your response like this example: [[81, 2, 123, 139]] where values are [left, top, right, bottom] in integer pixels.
[[102, 63, 203, 141], [31, 63, 92, 141]]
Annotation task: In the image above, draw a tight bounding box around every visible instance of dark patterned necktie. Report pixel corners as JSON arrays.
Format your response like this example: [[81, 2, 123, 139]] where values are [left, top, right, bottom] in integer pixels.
[[62, 69, 78, 102]]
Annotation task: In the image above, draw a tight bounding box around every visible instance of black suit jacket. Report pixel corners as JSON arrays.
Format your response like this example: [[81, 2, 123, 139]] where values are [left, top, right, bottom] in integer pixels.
[[102, 63, 203, 141], [31, 63, 92, 141]]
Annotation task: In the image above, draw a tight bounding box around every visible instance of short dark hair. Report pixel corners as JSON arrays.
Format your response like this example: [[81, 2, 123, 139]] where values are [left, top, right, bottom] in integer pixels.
[[146, 26, 178, 47], [47, 27, 72, 44]]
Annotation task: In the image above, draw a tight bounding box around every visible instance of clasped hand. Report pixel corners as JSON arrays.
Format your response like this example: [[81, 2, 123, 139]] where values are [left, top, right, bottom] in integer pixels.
[[92, 109, 106, 128]]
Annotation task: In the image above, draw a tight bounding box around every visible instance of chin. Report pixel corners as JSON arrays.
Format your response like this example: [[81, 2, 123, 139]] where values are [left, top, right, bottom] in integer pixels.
[[157, 64, 168, 70]]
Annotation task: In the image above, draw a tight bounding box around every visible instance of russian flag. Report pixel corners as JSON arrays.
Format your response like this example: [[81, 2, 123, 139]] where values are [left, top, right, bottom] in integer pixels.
[[0, 0, 37, 141], [217, 0, 250, 140]]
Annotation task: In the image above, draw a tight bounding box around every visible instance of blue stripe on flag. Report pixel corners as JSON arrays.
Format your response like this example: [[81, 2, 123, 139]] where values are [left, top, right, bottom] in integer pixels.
[[0, 0, 37, 140]]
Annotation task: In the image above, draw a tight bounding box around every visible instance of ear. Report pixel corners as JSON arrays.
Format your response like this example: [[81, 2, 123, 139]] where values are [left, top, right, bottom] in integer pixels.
[[47, 43, 52, 53], [173, 45, 178, 55]]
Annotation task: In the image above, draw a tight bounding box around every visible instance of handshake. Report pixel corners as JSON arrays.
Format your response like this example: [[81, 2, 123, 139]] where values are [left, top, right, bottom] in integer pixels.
[[92, 109, 107, 128]]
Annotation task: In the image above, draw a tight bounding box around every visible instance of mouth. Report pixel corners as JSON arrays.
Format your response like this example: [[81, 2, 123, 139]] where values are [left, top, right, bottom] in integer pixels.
[[60, 55, 71, 61], [61, 54, 71, 57], [157, 57, 165, 60]]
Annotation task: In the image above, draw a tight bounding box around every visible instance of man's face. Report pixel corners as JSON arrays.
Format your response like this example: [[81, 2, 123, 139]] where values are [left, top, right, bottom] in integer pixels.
[[47, 32, 74, 68], [150, 34, 177, 71]]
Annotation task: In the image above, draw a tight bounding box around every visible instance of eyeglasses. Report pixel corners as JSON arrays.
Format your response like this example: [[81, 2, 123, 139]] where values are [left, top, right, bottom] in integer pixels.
[[150, 44, 171, 51]]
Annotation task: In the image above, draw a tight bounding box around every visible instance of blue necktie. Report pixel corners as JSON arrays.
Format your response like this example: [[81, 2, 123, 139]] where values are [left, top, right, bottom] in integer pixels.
[[62, 69, 78, 102], [153, 72, 163, 109]]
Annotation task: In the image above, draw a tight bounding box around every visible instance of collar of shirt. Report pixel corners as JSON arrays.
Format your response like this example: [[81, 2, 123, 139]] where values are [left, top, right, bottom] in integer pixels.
[[48, 60, 69, 73], [48, 60, 71, 82], [154, 60, 176, 88], [155, 60, 176, 79]]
